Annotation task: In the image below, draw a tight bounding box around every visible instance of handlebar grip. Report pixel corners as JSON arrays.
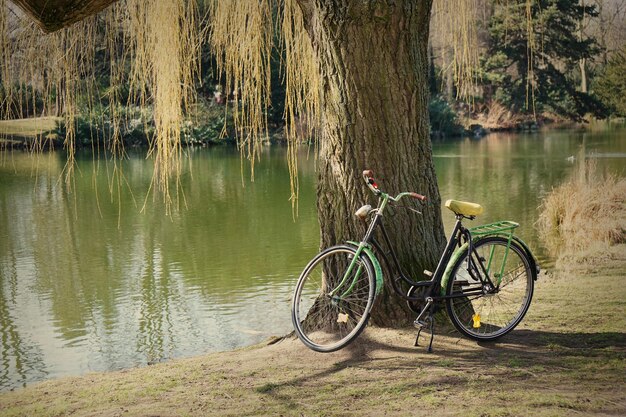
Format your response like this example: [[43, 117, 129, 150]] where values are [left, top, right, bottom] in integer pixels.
[[409, 192, 427, 201], [362, 169, 381, 194]]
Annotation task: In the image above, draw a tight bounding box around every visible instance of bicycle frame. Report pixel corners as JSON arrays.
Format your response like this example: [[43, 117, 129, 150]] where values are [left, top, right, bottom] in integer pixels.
[[372, 212, 499, 302], [336, 191, 503, 304], [291, 170, 539, 353]]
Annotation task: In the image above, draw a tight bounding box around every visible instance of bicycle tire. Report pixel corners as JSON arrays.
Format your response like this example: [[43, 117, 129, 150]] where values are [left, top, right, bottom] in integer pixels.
[[291, 245, 376, 352], [445, 236, 534, 341]]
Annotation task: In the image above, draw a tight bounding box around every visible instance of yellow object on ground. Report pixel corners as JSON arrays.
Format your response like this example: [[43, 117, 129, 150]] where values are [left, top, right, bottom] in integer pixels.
[[472, 314, 481, 328], [337, 313, 349, 324]]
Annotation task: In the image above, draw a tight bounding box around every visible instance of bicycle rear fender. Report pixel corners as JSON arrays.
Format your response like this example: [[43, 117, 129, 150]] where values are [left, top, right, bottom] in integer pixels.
[[511, 235, 540, 278], [489, 234, 541, 279], [347, 241, 384, 295], [440, 235, 540, 296], [440, 241, 470, 296]]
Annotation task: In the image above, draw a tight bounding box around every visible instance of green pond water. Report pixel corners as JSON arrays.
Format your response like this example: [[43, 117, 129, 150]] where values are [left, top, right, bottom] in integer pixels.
[[1, 126, 625, 390]]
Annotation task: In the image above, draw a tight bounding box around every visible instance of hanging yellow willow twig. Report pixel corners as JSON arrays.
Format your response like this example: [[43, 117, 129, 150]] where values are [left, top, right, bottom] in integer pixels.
[[126, 0, 200, 211], [280, 0, 321, 213], [525, 0, 537, 114], [489, 0, 540, 112], [209, 0, 273, 181], [0, 3, 99, 187], [0, 0, 9, 117], [432, 0, 481, 100], [104, 2, 126, 157]]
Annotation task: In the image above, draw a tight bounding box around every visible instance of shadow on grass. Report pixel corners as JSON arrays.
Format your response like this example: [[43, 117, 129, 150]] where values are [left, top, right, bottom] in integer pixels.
[[262, 327, 626, 399], [496, 329, 626, 350]]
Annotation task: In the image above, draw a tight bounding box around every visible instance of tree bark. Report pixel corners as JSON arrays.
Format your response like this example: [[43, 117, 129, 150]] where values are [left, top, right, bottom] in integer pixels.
[[11, 0, 119, 33], [296, 0, 446, 326]]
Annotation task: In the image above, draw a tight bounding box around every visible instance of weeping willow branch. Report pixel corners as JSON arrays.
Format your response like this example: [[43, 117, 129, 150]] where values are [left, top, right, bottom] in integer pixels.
[[1, 0, 201, 211], [0, 4, 99, 186], [432, 0, 481, 100], [280, 0, 320, 211], [126, 0, 200, 210], [209, 0, 273, 181], [432, 0, 540, 111], [525, 0, 537, 114], [208, 0, 320, 210]]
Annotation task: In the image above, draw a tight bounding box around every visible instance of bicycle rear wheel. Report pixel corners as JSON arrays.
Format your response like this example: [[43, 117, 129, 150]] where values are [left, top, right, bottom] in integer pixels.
[[291, 245, 376, 352], [445, 236, 534, 341]]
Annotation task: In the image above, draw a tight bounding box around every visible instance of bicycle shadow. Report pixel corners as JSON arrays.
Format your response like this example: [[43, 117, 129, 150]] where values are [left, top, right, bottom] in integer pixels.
[[488, 328, 626, 350], [266, 326, 626, 398]]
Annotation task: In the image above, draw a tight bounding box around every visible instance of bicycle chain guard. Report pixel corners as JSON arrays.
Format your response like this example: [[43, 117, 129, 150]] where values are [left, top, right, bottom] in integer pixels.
[[405, 283, 429, 313]]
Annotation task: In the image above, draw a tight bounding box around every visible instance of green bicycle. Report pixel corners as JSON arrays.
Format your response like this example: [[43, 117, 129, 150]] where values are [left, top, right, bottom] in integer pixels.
[[291, 170, 539, 352]]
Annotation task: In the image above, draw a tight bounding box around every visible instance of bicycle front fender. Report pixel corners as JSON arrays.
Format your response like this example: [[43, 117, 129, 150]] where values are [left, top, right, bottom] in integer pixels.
[[347, 241, 384, 296]]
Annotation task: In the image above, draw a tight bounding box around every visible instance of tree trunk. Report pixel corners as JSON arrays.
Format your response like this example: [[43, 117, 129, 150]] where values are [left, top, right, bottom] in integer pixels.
[[578, 3, 588, 94], [579, 57, 587, 93], [296, 0, 446, 326], [11, 0, 119, 33]]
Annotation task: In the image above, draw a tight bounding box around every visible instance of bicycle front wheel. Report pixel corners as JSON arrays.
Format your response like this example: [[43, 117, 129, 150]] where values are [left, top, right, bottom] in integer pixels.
[[291, 245, 376, 352], [445, 236, 534, 341]]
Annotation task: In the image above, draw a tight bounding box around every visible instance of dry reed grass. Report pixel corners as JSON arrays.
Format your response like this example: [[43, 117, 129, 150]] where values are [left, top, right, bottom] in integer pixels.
[[478, 101, 522, 129], [537, 158, 626, 268]]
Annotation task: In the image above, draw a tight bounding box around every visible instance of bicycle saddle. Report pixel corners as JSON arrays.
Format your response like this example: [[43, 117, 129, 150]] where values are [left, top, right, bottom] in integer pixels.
[[445, 199, 484, 217]]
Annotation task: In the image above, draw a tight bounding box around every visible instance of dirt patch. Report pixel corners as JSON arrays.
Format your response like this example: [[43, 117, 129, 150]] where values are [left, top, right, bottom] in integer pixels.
[[1, 257, 625, 417]]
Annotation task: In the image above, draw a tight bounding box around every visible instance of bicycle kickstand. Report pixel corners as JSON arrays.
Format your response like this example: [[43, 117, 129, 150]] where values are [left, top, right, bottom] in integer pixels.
[[414, 326, 422, 347], [413, 297, 435, 353], [414, 315, 435, 353]]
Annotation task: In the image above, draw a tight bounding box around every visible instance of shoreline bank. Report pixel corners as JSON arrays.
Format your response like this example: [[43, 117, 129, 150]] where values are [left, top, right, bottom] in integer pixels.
[[1, 255, 624, 416], [3, 116, 624, 152]]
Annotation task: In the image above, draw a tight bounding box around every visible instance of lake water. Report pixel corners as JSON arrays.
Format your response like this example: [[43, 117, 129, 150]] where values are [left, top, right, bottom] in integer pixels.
[[1, 125, 625, 391]]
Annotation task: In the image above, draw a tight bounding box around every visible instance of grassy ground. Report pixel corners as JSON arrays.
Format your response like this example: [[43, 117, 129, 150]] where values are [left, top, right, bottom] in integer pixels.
[[0, 117, 59, 137], [1, 252, 624, 416]]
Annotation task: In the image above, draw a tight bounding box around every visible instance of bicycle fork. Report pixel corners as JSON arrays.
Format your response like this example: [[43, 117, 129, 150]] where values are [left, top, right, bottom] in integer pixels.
[[413, 297, 435, 353]]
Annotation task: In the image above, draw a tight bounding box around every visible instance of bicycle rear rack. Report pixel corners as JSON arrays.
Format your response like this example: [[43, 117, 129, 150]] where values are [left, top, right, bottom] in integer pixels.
[[469, 220, 519, 237]]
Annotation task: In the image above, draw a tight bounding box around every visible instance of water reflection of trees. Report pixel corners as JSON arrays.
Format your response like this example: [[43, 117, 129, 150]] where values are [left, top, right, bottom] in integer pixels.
[[0, 148, 319, 388], [0, 262, 48, 390], [0, 169, 52, 390]]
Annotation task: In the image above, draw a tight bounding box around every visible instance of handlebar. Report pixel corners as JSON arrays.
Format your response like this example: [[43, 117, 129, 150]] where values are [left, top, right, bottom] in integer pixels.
[[362, 170, 380, 194], [362, 170, 427, 202]]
